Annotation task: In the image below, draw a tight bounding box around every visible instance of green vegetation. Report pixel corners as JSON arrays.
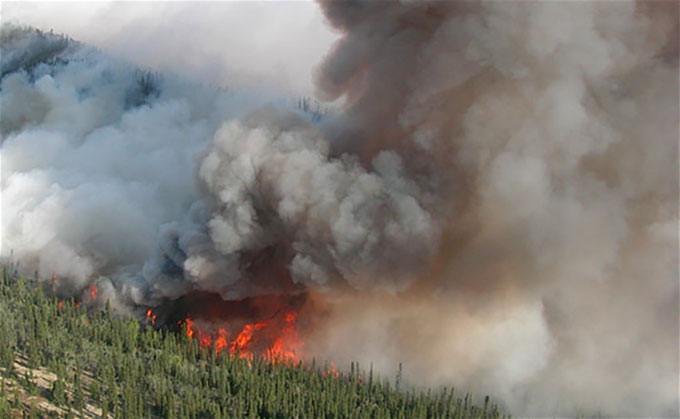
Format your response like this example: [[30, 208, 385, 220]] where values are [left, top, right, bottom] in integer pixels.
[[0, 267, 506, 418]]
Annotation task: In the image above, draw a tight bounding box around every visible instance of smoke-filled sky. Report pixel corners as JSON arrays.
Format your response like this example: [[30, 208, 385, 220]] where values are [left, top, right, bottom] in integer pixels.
[[1, 1, 338, 96], [1, 1, 678, 417]]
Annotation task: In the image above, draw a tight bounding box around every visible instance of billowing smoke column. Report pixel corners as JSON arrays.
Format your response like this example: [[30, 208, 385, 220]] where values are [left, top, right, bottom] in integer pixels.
[[1, 0, 678, 416], [306, 1, 678, 417]]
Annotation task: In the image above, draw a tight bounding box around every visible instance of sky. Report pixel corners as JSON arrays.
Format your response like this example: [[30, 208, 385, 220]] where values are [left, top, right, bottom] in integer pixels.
[[1, 1, 339, 97]]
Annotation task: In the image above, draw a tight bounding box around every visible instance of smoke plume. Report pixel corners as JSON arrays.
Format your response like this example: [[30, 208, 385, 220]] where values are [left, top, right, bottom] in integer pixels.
[[1, 1, 678, 416]]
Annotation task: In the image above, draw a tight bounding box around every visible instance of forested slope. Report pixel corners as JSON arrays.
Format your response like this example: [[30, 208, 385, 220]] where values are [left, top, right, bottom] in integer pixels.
[[0, 267, 505, 418]]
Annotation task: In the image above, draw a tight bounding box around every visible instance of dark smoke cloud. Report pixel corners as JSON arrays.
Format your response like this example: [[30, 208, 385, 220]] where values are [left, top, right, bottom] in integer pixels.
[[1, 1, 678, 416]]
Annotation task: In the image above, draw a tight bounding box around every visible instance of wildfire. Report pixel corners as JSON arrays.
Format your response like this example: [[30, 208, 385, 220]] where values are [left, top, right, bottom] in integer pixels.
[[231, 321, 268, 358], [322, 361, 340, 378], [180, 310, 302, 363], [89, 284, 98, 301], [145, 309, 157, 326], [267, 311, 299, 363], [214, 328, 229, 353], [185, 316, 196, 339]]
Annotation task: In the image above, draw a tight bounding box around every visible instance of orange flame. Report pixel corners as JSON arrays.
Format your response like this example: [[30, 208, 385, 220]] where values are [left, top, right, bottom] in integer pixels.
[[231, 320, 268, 358], [89, 285, 98, 302], [145, 309, 157, 326], [214, 328, 229, 354], [184, 316, 195, 339], [181, 310, 302, 363], [267, 311, 301, 363], [199, 330, 212, 348]]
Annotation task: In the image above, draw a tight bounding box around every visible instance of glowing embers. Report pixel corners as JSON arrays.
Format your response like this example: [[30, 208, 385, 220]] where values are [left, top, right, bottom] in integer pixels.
[[180, 310, 302, 363]]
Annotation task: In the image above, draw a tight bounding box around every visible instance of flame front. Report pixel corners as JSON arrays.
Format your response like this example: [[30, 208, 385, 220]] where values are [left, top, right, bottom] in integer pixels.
[[180, 310, 302, 363], [268, 311, 300, 363], [214, 329, 229, 354]]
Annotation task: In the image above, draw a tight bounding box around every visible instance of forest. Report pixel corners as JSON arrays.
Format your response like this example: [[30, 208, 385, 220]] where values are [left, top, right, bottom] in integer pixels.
[[0, 267, 505, 418]]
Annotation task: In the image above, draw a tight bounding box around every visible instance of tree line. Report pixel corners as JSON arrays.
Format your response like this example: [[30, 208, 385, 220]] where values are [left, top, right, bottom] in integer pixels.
[[0, 266, 506, 418]]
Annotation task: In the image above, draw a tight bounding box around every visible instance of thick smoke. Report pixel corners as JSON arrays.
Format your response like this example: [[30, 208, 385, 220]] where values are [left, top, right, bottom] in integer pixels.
[[2, 2, 337, 97], [305, 1, 679, 417], [0, 25, 290, 308], [1, 1, 678, 416]]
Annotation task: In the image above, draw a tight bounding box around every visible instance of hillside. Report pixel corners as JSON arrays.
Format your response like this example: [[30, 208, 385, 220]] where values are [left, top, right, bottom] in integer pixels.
[[6, 2, 676, 414], [0, 267, 505, 418], [0, 25, 503, 418]]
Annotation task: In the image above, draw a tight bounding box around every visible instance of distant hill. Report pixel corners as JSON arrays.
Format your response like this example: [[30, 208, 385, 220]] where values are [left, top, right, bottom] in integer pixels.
[[0, 24, 327, 127]]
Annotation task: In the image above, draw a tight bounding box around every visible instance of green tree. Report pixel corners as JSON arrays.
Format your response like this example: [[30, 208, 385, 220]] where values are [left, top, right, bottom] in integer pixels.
[[51, 377, 66, 405]]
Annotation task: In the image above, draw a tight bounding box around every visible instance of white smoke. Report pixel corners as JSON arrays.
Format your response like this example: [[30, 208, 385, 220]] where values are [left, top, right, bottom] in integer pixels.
[[0, 25, 293, 306], [1, 1, 678, 417], [1, 1, 338, 96]]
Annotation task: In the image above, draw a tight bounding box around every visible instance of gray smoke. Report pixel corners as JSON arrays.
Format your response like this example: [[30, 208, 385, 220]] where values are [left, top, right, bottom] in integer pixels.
[[303, 1, 679, 417], [1, 1, 678, 416], [0, 25, 294, 307]]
